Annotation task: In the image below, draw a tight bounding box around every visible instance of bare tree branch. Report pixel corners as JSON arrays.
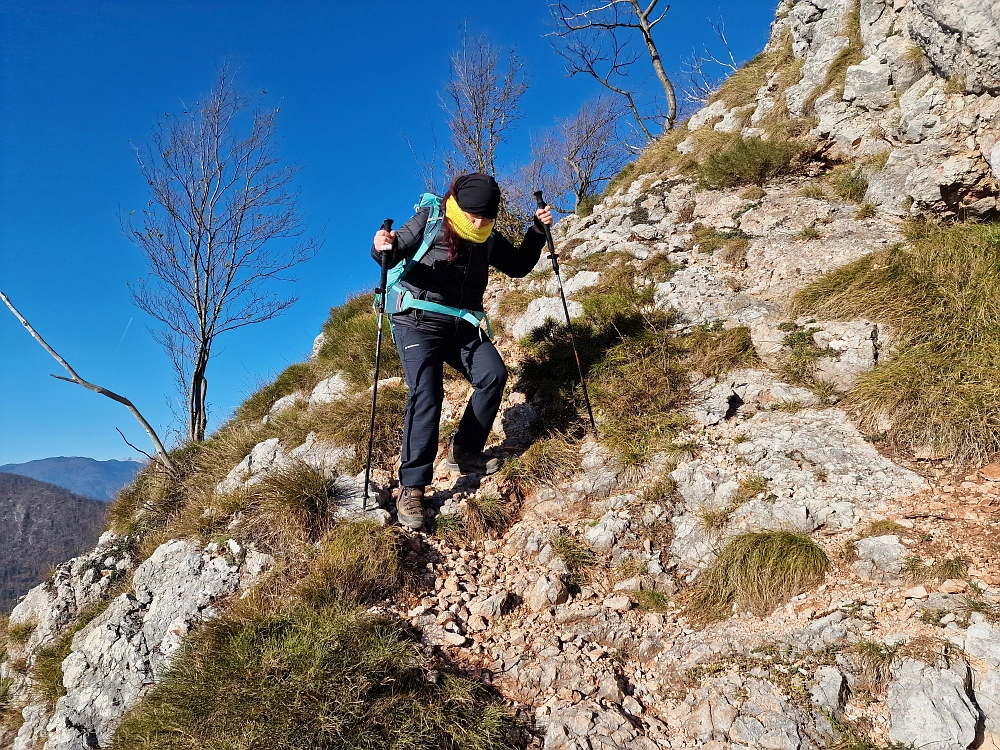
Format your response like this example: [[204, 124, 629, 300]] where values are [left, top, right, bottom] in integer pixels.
[[124, 64, 320, 442], [680, 18, 740, 110], [440, 30, 529, 178], [549, 0, 678, 135], [1, 291, 176, 475]]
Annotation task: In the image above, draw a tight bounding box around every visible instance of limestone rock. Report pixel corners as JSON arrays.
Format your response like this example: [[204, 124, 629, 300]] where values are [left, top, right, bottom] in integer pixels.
[[888, 658, 979, 750], [25, 539, 273, 750], [527, 574, 569, 611], [852, 535, 908, 582], [908, 0, 1000, 95], [309, 372, 351, 406], [511, 296, 583, 341]]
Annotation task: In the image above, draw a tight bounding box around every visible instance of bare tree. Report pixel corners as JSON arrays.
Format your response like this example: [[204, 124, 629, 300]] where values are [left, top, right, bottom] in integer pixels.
[[518, 96, 627, 214], [126, 67, 319, 443], [1, 291, 176, 474], [441, 31, 529, 178], [550, 0, 679, 139]]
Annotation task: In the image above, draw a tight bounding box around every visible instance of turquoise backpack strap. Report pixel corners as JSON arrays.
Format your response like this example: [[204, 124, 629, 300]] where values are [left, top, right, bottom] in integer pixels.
[[374, 193, 444, 311]]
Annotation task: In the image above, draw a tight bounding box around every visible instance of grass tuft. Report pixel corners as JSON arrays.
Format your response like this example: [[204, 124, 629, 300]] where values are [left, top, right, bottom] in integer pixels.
[[315, 293, 403, 391], [697, 137, 802, 189], [112, 604, 513, 750], [831, 167, 868, 204], [498, 435, 578, 494], [687, 531, 830, 622], [793, 222, 1000, 462], [296, 521, 404, 607]]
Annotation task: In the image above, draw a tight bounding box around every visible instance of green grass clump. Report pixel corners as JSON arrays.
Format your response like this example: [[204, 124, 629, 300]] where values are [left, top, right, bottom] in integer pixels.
[[296, 521, 404, 607], [551, 534, 596, 584], [634, 590, 671, 613], [498, 435, 578, 493], [831, 167, 868, 204], [687, 531, 830, 622], [697, 137, 802, 189], [111, 605, 512, 750], [856, 202, 878, 219], [315, 293, 403, 390], [463, 493, 516, 540], [793, 222, 1000, 462]]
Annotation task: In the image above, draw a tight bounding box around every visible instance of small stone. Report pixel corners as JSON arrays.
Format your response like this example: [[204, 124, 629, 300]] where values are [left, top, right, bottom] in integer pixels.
[[603, 596, 632, 612], [904, 585, 929, 600], [940, 579, 968, 594], [622, 695, 644, 715], [980, 463, 1000, 481], [441, 632, 468, 646]]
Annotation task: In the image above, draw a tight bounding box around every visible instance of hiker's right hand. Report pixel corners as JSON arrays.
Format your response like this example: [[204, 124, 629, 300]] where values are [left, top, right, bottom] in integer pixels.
[[374, 229, 396, 253]]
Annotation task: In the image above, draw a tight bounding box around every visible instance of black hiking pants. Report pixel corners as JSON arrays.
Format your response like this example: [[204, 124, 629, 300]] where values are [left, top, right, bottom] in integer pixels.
[[392, 309, 507, 488]]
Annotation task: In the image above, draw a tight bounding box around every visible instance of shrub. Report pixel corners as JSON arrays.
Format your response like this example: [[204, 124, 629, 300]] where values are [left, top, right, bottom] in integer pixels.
[[793, 222, 1000, 462], [697, 137, 802, 189], [111, 605, 513, 750], [687, 530, 830, 622]]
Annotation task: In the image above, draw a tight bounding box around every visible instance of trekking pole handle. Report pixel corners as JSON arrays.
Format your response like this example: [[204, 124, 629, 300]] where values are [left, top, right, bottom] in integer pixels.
[[377, 219, 393, 293], [533, 190, 559, 261]]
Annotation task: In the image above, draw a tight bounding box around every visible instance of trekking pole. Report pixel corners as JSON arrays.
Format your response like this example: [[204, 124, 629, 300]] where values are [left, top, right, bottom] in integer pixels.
[[363, 218, 394, 510], [533, 191, 597, 436]]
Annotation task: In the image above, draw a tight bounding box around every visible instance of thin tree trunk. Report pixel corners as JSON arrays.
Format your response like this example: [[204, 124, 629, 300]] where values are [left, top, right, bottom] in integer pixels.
[[1, 291, 177, 475], [633, 0, 677, 129], [188, 353, 209, 443]]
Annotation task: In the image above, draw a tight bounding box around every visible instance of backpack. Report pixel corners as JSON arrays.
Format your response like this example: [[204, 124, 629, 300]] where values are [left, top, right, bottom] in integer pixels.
[[376, 193, 493, 338]]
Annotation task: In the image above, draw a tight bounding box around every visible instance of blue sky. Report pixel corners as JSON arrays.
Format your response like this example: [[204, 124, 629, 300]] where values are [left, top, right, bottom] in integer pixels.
[[0, 0, 777, 464]]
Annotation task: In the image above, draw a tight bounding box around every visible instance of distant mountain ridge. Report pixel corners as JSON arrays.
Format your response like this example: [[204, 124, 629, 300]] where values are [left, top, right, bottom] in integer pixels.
[[0, 473, 107, 613], [0, 456, 143, 501]]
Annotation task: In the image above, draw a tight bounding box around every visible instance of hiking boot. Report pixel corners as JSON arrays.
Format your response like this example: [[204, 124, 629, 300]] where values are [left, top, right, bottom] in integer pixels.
[[396, 486, 426, 531], [445, 440, 501, 476]]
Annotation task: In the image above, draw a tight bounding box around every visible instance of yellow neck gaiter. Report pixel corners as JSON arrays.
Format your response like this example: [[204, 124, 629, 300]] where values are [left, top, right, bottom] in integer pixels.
[[446, 196, 494, 243]]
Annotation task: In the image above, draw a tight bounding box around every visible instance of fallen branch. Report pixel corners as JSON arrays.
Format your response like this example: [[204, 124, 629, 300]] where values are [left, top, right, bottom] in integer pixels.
[[1, 291, 176, 475]]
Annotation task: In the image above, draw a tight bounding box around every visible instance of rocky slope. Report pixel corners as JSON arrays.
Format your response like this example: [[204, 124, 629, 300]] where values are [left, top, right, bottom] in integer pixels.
[[0, 474, 107, 614], [3, 1, 1000, 748]]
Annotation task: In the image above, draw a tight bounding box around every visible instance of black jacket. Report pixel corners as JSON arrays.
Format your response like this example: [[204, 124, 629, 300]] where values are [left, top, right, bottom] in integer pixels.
[[371, 208, 546, 313]]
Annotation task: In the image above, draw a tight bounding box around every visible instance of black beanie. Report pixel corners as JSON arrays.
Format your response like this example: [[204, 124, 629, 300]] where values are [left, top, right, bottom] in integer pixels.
[[454, 173, 502, 220]]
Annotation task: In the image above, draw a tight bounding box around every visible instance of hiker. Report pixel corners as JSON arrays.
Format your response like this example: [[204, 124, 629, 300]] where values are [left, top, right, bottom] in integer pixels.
[[372, 172, 554, 530]]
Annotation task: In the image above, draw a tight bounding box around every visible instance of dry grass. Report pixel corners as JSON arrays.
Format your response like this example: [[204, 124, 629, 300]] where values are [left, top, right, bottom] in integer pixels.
[[856, 202, 878, 219], [463, 493, 517, 540], [793, 222, 1000, 462], [683, 325, 762, 377], [858, 519, 907, 538], [5, 620, 35, 647], [551, 534, 596, 584], [796, 223, 821, 241], [498, 434, 578, 494], [309, 384, 407, 475], [687, 531, 830, 622]]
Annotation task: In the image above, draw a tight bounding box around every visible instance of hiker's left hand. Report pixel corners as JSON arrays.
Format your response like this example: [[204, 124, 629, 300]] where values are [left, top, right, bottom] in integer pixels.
[[535, 205, 553, 227]]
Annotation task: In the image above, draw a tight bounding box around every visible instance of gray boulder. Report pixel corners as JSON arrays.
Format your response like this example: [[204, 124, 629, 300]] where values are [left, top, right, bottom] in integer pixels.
[[852, 535, 907, 582], [888, 658, 979, 750], [511, 296, 583, 341], [908, 0, 1000, 94]]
